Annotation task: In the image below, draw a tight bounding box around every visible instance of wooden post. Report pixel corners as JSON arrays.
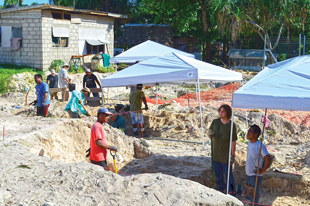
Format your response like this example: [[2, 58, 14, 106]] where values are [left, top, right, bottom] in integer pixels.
[[187, 90, 189, 106]]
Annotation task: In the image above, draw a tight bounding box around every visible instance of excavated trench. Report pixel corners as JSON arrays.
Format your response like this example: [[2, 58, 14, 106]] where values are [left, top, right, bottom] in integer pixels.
[[5, 102, 310, 205]]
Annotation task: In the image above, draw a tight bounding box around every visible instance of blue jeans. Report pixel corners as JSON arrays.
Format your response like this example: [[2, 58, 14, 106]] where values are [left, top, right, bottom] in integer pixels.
[[245, 175, 263, 204], [213, 161, 236, 196]]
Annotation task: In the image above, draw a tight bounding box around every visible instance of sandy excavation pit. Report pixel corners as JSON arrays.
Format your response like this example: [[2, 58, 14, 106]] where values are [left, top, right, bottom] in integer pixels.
[[1, 72, 310, 205]]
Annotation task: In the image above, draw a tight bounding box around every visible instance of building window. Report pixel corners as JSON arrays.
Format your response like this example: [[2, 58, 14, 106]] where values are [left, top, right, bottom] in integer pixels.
[[86, 43, 105, 54], [52, 27, 69, 47], [52, 36, 69, 47], [0, 27, 2, 47], [12, 27, 22, 47], [52, 12, 71, 20]]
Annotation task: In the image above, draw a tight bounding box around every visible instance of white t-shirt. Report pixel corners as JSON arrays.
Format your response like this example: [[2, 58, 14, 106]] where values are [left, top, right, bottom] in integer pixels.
[[246, 140, 269, 176], [58, 68, 68, 88]]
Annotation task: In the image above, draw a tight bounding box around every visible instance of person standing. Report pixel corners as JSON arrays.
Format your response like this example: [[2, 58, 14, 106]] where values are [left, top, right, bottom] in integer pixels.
[[34, 74, 50, 117], [65, 88, 91, 118], [89, 107, 117, 169], [58, 63, 70, 101], [129, 84, 148, 136], [245, 124, 272, 204], [46, 69, 58, 100], [208, 104, 237, 196], [83, 68, 101, 97]]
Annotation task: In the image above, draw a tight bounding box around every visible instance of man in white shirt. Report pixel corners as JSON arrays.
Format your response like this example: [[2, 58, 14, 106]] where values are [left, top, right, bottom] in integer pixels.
[[58, 63, 70, 101]]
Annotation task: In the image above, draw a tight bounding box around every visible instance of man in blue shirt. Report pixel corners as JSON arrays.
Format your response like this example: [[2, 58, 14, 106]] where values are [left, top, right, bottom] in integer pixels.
[[110, 111, 127, 134], [34, 74, 50, 117]]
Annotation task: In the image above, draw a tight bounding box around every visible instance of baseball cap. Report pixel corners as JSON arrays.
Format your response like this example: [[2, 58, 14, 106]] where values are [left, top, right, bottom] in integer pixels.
[[51, 69, 55, 74], [86, 68, 91, 73], [137, 84, 143, 87], [97, 107, 113, 115]]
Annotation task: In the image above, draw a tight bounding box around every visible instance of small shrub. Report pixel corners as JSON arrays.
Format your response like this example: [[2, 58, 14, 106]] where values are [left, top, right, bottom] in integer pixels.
[[278, 53, 286, 62], [98, 65, 116, 73], [49, 60, 64, 73], [69, 65, 84, 73]]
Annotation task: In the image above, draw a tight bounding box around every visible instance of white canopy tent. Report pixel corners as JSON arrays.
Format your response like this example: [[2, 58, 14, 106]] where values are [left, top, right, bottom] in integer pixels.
[[227, 55, 310, 194], [102, 52, 243, 146], [110, 40, 195, 64]]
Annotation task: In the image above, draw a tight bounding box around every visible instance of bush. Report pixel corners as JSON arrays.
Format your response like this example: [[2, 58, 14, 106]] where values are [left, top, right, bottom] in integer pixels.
[[278, 53, 286, 62], [98, 65, 116, 73], [49, 60, 64, 73], [0, 64, 42, 94], [69, 65, 84, 73]]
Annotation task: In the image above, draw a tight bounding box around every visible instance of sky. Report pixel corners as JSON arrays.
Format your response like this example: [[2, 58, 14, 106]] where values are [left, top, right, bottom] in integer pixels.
[[0, 0, 49, 6]]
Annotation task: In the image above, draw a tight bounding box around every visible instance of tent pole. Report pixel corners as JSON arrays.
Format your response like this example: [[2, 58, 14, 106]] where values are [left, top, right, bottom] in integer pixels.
[[156, 84, 159, 113], [299, 34, 301, 56], [226, 106, 235, 194], [304, 35, 306, 55], [263, 35, 266, 69], [197, 78, 204, 148], [252, 108, 268, 206], [101, 88, 104, 106]]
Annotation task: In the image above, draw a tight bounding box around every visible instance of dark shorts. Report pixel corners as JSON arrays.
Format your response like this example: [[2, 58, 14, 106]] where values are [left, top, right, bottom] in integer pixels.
[[90, 159, 107, 169], [37, 105, 49, 117]]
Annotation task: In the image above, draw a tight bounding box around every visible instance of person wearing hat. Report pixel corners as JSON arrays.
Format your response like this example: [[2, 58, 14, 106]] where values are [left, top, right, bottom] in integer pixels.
[[65, 87, 91, 118], [89, 107, 117, 169], [110, 110, 127, 134], [129, 84, 148, 136], [58, 63, 70, 101], [83, 68, 101, 97], [46, 69, 59, 100]]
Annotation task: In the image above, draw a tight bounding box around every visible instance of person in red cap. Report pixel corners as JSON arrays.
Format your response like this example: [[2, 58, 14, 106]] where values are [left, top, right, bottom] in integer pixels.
[[89, 107, 117, 169]]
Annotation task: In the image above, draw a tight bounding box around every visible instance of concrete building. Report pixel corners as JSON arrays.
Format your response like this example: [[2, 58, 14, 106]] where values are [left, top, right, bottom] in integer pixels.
[[0, 4, 126, 70]]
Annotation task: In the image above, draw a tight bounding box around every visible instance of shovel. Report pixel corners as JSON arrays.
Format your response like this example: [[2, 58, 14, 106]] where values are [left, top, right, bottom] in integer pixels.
[[110, 150, 118, 174], [12, 101, 35, 115]]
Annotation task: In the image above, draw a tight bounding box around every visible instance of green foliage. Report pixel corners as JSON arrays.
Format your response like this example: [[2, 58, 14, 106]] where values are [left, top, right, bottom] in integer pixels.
[[69, 65, 84, 73], [49, 60, 64, 73], [0, 64, 42, 94], [98, 65, 116, 73], [278, 53, 287, 62], [4, 0, 19, 6]]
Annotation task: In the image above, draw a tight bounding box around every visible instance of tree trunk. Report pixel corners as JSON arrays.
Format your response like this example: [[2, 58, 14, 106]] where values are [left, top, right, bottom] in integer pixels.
[[201, 1, 212, 62], [222, 35, 228, 65]]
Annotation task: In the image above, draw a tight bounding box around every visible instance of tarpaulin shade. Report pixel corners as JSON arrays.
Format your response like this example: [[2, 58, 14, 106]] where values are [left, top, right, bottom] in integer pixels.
[[110, 40, 195, 64], [233, 55, 310, 111], [52, 27, 70, 38], [86, 40, 105, 46]]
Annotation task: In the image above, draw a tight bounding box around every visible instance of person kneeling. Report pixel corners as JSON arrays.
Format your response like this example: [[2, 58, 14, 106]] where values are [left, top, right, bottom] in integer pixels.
[[65, 88, 91, 118]]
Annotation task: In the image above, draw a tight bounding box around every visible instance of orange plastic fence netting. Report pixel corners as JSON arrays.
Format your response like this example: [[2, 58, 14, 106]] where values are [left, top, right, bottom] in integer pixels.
[[146, 82, 310, 127], [146, 82, 242, 107]]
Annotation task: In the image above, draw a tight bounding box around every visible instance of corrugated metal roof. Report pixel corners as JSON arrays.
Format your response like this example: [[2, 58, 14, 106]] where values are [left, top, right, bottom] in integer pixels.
[[0, 4, 127, 19], [227, 49, 264, 57]]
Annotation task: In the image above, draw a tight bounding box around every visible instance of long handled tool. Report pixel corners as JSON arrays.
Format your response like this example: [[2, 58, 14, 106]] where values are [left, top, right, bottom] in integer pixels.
[[211, 135, 214, 184], [78, 101, 91, 116], [12, 100, 35, 115], [110, 150, 118, 174]]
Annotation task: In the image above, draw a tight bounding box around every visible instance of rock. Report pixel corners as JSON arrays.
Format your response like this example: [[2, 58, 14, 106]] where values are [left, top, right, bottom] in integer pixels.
[[275, 152, 286, 165], [305, 150, 310, 165], [42, 202, 55, 206], [156, 175, 164, 180], [0, 190, 11, 203], [180, 124, 186, 130], [141, 139, 152, 147]]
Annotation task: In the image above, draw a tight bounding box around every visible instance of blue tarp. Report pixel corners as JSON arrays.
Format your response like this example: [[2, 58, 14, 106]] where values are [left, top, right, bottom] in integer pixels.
[[233, 55, 310, 111]]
